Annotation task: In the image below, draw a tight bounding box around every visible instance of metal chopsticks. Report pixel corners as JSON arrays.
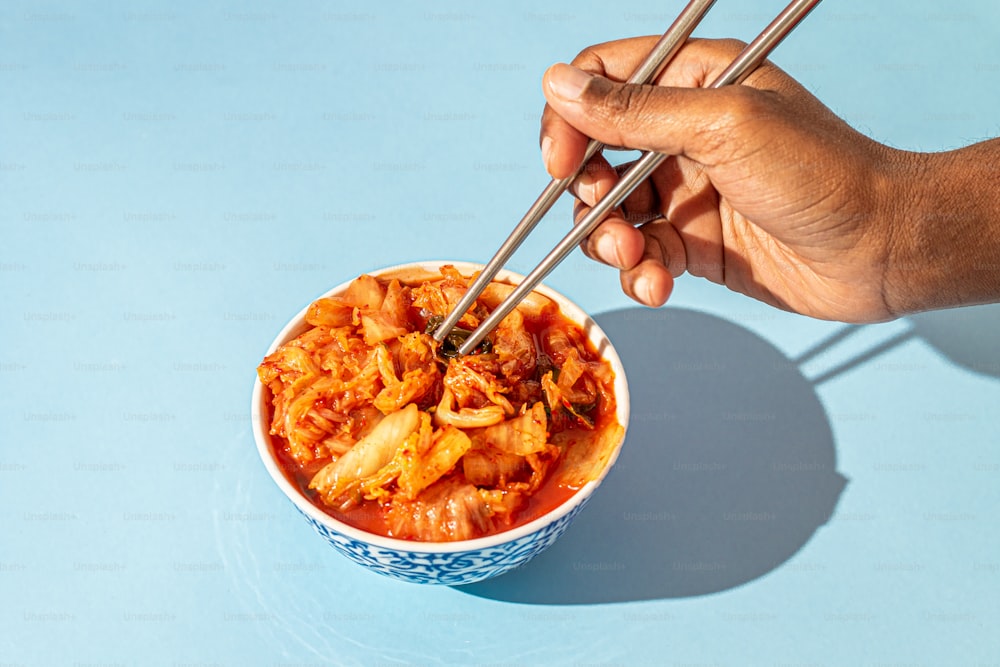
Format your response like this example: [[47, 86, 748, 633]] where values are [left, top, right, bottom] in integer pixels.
[[431, 0, 718, 345], [442, 0, 824, 356]]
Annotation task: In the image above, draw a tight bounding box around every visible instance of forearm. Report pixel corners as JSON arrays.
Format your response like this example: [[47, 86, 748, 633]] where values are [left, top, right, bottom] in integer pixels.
[[884, 139, 1000, 316]]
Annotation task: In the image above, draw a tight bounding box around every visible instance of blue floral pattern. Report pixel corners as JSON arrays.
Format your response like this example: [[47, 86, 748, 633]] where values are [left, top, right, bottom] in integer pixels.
[[296, 499, 590, 585]]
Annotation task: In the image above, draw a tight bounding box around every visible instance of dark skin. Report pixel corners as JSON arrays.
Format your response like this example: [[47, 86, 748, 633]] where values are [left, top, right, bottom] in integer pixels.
[[540, 37, 1000, 322]]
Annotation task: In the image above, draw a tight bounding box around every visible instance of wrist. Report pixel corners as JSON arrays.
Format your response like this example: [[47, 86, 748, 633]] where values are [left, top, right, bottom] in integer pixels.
[[881, 142, 1000, 317]]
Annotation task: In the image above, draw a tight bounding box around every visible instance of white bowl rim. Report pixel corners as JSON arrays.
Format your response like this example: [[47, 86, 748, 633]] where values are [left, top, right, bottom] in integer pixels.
[[251, 259, 630, 554]]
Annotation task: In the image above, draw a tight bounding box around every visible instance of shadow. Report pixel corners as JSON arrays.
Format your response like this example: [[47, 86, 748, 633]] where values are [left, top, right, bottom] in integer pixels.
[[793, 323, 863, 365], [908, 304, 1000, 379], [810, 329, 916, 386], [459, 307, 847, 603], [790, 304, 1000, 386]]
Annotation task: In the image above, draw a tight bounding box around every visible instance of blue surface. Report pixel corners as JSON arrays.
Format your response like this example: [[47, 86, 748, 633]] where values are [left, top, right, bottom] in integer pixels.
[[2, 0, 1000, 664]]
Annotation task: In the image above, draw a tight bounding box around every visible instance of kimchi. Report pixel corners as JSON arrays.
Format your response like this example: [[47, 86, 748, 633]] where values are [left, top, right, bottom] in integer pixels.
[[257, 265, 623, 542]]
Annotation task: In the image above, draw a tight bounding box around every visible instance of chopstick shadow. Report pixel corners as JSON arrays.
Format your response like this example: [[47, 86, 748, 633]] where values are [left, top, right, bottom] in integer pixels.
[[457, 306, 847, 603], [791, 303, 1000, 385]]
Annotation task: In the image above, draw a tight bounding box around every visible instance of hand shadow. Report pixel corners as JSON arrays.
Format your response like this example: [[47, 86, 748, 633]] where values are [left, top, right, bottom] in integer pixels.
[[908, 304, 1000, 378], [795, 303, 1000, 384], [459, 307, 847, 603]]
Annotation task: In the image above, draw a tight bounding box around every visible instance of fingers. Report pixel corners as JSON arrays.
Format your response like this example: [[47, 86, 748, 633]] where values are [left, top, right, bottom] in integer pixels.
[[616, 216, 699, 307], [556, 38, 755, 100], [539, 36, 669, 179], [574, 150, 724, 284], [568, 149, 660, 271], [645, 155, 724, 283], [539, 38, 771, 175], [620, 260, 675, 308], [537, 37, 782, 305], [540, 103, 590, 179], [637, 219, 688, 279], [543, 62, 765, 165], [569, 152, 619, 208], [570, 154, 658, 219], [572, 175, 697, 308], [573, 199, 646, 270]]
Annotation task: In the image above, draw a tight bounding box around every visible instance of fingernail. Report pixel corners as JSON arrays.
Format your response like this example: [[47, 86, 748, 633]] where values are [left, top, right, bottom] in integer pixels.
[[596, 234, 621, 268], [575, 172, 598, 205], [633, 274, 655, 305], [541, 136, 554, 171], [548, 64, 592, 100]]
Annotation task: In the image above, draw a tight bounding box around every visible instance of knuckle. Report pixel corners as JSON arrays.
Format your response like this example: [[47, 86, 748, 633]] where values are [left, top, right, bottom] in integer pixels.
[[696, 87, 769, 155], [570, 45, 606, 74], [720, 87, 764, 123], [596, 84, 655, 145], [737, 88, 781, 131], [712, 38, 749, 57]]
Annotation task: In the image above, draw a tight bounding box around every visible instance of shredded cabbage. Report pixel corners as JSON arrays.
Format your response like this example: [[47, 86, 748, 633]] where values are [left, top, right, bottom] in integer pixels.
[[257, 267, 622, 541]]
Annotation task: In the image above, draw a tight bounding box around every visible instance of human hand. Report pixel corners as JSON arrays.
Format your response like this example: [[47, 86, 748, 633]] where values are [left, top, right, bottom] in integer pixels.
[[540, 37, 915, 323]]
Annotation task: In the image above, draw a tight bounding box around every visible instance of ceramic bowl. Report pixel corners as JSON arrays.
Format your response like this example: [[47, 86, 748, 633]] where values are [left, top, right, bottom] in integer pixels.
[[251, 260, 629, 584]]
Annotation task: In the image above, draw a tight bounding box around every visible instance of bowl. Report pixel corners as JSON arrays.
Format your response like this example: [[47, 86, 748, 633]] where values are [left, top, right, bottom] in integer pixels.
[[251, 260, 630, 585]]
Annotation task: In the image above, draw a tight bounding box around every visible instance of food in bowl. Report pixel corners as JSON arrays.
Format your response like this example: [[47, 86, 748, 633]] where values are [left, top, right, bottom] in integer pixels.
[[257, 264, 625, 542]]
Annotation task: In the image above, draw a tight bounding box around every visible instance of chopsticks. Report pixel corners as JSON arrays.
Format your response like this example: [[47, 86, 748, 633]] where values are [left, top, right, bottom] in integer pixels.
[[430, 0, 718, 348], [436, 0, 824, 356]]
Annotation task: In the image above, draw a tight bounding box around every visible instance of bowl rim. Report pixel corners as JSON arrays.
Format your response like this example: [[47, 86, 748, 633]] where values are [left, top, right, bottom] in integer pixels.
[[251, 259, 630, 554]]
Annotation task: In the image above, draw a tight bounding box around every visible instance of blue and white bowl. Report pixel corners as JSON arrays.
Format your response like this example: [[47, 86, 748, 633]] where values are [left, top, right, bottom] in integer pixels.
[[251, 260, 630, 585]]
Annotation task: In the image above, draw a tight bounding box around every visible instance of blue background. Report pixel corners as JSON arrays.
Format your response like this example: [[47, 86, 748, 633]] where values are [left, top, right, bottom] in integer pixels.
[[2, 0, 999, 664]]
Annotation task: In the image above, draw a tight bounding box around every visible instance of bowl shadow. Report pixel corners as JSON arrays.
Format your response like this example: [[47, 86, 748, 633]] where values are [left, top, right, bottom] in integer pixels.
[[458, 306, 847, 603]]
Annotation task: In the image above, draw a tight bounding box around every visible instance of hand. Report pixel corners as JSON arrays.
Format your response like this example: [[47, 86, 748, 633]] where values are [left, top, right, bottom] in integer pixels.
[[540, 38, 916, 323]]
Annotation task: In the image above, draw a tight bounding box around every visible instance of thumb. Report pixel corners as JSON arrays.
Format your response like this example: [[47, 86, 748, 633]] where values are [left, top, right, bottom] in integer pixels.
[[542, 63, 748, 164]]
